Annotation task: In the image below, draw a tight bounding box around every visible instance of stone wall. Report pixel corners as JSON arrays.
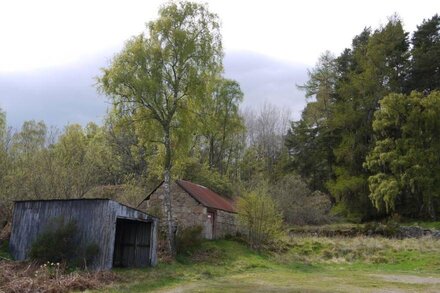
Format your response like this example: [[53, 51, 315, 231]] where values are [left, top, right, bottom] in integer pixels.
[[140, 182, 237, 239], [288, 224, 440, 239], [140, 182, 206, 233], [216, 209, 237, 238]]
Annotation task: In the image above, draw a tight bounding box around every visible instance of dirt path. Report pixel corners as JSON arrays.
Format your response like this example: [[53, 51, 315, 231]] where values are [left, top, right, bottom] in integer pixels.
[[154, 272, 440, 293], [371, 274, 440, 284]]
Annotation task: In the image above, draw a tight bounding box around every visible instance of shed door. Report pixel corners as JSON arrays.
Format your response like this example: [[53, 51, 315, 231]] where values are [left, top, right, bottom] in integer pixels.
[[205, 211, 215, 239], [113, 219, 151, 267]]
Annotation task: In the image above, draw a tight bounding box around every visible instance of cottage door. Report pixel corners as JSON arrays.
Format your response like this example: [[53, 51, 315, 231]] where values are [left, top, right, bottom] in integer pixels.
[[205, 211, 215, 239]]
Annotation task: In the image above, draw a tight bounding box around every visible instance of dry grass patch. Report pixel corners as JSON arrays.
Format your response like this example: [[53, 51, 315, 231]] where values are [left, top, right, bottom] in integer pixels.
[[0, 260, 117, 293], [281, 235, 440, 267]]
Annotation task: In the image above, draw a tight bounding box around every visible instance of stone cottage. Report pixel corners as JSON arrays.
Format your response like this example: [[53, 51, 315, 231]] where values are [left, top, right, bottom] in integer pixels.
[[138, 180, 237, 239]]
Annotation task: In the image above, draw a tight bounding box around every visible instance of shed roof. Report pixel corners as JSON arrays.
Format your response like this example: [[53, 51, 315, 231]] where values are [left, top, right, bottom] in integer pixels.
[[141, 180, 236, 213], [14, 198, 157, 218], [176, 180, 236, 213]]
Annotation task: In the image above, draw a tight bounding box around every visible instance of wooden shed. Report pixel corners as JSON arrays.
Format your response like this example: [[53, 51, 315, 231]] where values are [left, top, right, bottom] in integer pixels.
[[9, 198, 158, 270]]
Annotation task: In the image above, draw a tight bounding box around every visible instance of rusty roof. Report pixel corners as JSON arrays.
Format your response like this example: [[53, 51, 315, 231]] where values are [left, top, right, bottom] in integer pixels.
[[176, 180, 236, 213]]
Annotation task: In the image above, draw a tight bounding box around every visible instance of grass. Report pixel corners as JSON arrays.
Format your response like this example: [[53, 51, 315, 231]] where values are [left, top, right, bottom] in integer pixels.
[[94, 236, 440, 293], [283, 236, 440, 271], [404, 221, 440, 230], [100, 241, 271, 292]]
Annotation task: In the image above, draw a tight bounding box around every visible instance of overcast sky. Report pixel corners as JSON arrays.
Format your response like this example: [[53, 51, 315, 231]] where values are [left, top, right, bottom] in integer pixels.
[[0, 0, 439, 128]]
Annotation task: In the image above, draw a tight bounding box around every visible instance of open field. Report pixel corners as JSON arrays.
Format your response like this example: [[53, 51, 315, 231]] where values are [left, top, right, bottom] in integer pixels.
[[93, 237, 440, 293]]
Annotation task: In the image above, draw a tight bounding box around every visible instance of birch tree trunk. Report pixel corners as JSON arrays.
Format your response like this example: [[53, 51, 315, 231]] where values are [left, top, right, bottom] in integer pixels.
[[163, 126, 176, 256]]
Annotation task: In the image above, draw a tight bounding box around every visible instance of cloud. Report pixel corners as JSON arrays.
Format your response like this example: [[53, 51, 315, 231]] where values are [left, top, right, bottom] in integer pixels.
[[0, 50, 309, 129], [224, 51, 309, 120], [0, 52, 112, 129]]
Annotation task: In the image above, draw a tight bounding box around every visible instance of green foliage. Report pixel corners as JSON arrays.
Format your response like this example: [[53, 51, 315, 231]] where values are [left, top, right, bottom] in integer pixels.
[[404, 221, 440, 230], [237, 184, 283, 250], [197, 78, 245, 177], [0, 240, 11, 260], [328, 17, 410, 219], [7, 121, 54, 201], [84, 243, 100, 268], [53, 123, 113, 198], [288, 16, 424, 221], [182, 161, 237, 198], [1, 120, 119, 209], [270, 175, 332, 225], [103, 111, 149, 183], [176, 226, 203, 256], [98, 1, 227, 256], [410, 14, 440, 92], [29, 218, 100, 268], [239, 147, 266, 183], [98, 1, 224, 168], [329, 202, 364, 223], [365, 91, 440, 218], [286, 118, 334, 192], [29, 219, 78, 264], [0, 109, 10, 226], [362, 221, 400, 237]]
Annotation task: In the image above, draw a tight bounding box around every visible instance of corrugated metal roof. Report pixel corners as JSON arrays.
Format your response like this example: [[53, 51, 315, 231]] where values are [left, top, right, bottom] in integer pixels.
[[176, 180, 236, 213], [14, 198, 158, 218], [14, 198, 110, 203]]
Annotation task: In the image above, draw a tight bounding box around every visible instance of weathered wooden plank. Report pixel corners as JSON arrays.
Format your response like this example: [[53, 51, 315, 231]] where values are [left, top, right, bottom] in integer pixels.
[[9, 199, 158, 270]]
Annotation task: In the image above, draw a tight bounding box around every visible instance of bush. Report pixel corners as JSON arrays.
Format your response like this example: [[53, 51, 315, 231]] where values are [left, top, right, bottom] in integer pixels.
[[29, 218, 78, 264], [29, 218, 100, 269], [0, 201, 12, 240], [176, 226, 203, 255], [362, 220, 400, 237], [237, 186, 283, 250], [271, 175, 332, 225], [0, 239, 11, 260], [83, 243, 100, 269]]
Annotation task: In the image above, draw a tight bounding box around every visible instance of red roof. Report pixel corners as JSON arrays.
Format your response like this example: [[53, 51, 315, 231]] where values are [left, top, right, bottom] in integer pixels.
[[176, 180, 236, 213]]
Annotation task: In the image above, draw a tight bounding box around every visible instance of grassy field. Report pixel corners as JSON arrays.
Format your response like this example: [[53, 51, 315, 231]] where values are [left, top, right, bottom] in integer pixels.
[[94, 236, 440, 293]]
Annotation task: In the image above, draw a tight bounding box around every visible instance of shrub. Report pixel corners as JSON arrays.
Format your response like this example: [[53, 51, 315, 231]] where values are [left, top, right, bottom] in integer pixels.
[[29, 218, 100, 269], [0, 202, 11, 229], [0, 239, 11, 260], [176, 225, 203, 255], [29, 218, 77, 264], [271, 175, 332, 225], [362, 220, 400, 237], [82, 243, 100, 269], [237, 186, 283, 250]]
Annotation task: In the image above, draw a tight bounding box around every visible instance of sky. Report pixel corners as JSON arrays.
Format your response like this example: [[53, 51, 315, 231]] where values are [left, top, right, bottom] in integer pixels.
[[0, 0, 439, 128]]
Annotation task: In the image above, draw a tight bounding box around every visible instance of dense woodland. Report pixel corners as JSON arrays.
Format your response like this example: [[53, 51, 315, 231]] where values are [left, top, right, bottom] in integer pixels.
[[1, 4, 440, 233]]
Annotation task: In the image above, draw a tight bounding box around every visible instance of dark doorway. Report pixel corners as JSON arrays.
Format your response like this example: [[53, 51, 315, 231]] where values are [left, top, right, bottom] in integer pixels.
[[113, 218, 151, 267]]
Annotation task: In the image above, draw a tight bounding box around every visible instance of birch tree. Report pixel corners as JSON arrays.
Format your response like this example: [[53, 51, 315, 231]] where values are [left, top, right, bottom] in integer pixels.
[[99, 1, 223, 256]]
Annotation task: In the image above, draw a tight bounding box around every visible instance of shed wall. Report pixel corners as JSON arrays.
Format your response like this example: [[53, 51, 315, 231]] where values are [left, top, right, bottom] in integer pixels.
[[10, 200, 115, 270], [9, 200, 157, 270]]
